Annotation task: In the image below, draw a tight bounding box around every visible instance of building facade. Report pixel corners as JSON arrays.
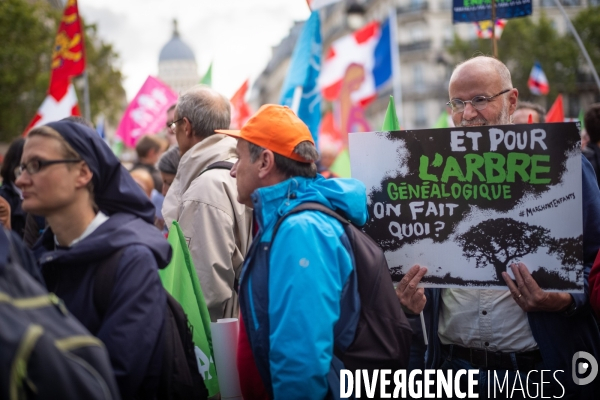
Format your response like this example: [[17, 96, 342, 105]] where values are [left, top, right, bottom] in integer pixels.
[[252, 0, 598, 130]]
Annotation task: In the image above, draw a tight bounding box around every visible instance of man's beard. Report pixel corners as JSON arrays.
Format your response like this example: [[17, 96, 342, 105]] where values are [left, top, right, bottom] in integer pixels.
[[459, 101, 512, 127]]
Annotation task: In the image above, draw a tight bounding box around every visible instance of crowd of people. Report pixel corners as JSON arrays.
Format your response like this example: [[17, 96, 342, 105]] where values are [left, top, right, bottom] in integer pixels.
[[1, 54, 600, 399]]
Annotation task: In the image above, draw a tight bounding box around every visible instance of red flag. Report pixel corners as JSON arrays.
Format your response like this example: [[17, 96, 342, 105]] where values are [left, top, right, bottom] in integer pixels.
[[50, 0, 86, 100], [230, 80, 252, 129], [546, 94, 564, 123], [24, 0, 85, 135]]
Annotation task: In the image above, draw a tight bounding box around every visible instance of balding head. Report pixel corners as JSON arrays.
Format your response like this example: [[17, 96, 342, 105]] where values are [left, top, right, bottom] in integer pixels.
[[448, 56, 518, 127], [450, 56, 512, 91], [176, 85, 231, 139]]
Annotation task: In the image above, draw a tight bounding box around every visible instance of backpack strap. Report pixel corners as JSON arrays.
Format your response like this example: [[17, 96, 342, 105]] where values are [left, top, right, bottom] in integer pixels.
[[199, 161, 234, 176], [271, 202, 349, 240], [93, 248, 126, 320]]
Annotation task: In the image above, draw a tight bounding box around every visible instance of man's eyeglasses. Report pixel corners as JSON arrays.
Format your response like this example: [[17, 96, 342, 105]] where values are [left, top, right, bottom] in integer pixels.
[[447, 89, 512, 113], [16, 158, 82, 178], [170, 117, 185, 131]]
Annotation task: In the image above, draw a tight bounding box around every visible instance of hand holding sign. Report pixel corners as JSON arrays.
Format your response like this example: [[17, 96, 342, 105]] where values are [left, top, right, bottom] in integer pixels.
[[395, 265, 428, 314], [502, 262, 573, 313]]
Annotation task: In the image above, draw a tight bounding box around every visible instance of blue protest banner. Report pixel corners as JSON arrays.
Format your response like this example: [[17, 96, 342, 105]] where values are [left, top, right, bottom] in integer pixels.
[[452, 0, 532, 23]]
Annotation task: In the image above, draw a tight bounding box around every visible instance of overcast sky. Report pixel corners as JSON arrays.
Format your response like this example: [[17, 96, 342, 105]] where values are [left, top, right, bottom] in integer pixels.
[[79, 0, 310, 101]]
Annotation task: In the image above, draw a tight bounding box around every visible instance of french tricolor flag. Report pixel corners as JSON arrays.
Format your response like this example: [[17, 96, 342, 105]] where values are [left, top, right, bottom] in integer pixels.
[[318, 20, 392, 107], [528, 62, 550, 96]]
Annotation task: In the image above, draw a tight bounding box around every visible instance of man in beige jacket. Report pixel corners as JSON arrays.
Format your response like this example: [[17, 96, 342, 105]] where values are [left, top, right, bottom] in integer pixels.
[[163, 85, 253, 321]]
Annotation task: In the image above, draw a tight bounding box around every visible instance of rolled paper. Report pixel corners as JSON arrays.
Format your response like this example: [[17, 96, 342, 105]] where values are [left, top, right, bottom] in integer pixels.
[[210, 318, 243, 400]]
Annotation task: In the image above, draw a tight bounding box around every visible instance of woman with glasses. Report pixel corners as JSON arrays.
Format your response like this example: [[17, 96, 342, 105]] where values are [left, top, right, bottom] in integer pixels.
[[16, 120, 171, 399]]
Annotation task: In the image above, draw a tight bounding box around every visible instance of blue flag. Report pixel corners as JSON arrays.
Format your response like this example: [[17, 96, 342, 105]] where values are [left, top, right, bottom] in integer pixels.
[[279, 11, 322, 147]]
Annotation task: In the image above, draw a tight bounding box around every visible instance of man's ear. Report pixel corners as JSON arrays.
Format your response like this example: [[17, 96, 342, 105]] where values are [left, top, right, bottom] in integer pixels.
[[75, 162, 94, 189], [184, 117, 194, 138], [508, 87, 519, 116], [257, 149, 276, 179]]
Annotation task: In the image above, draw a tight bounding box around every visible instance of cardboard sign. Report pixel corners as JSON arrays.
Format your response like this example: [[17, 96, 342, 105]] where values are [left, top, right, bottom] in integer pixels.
[[452, 0, 532, 23], [349, 123, 583, 291]]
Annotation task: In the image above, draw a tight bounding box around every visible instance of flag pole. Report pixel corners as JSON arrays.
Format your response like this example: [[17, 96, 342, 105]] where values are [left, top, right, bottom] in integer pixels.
[[553, 0, 600, 92], [491, 0, 498, 58], [83, 70, 91, 122], [389, 7, 404, 126]]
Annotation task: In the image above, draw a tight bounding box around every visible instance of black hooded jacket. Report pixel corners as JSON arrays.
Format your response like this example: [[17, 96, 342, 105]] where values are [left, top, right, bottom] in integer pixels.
[[31, 121, 172, 399]]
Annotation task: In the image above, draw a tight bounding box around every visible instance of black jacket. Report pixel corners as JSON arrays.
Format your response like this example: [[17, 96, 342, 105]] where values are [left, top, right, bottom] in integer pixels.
[[34, 213, 171, 399], [0, 183, 26, 238], [583, 142, 600, 189]]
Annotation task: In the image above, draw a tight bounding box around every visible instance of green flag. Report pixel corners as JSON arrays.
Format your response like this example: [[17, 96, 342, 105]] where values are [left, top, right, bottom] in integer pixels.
[[111, 140, 124, 158], [381, 95, 400, 131], [329, 148, 351, 178], [434, 110, 450, 128], [579, 108, 585, 130], [200, 62, 212, 86], [159, 222, 219, 396]]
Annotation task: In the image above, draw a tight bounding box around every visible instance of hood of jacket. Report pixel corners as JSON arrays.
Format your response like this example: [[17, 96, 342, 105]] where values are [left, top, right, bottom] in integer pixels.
[[162, 134, 238, 228], [251, 174, 368, 233], [33, 213, 172, 269], [175, 134, 238, 194]]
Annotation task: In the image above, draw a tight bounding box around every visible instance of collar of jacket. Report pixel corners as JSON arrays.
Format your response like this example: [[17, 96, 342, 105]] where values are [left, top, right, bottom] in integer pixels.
[[249, 175, 369, 241], [175, 133, 238, 194]]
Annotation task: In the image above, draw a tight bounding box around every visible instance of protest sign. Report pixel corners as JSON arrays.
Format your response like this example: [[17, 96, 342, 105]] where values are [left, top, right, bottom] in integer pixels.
[[452, 0, 532, 23], [349, 123, 583, 291]]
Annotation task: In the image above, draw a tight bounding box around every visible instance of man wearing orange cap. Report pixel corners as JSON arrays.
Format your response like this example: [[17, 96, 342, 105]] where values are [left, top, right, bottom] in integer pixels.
[[217, 104, 368, 400]]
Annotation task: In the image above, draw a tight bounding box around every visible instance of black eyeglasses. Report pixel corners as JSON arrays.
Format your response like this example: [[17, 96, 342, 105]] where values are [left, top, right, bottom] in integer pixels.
[[447, 89, 512, 113], [170, 117, 185, 130], [16, 158, 82, 178]]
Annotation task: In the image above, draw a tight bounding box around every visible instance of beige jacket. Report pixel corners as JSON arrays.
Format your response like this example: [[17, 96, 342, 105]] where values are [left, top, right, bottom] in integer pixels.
[[163, 134, 253, 321]]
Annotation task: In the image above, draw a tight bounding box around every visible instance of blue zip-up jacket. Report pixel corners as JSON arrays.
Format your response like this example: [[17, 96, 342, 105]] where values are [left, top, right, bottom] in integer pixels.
[[424, 155, 600, 398], [239, 175, 368, 400], [33, 213, 171, 399]]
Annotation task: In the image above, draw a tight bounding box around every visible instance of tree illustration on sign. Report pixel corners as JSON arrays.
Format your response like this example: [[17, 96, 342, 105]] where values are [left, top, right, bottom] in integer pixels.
[[547, 236, 583, 281], [457, 218, 550, 282]]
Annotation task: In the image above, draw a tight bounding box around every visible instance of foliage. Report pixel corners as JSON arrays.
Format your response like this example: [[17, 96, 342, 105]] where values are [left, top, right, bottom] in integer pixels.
[[571, 6, 600, 84], [0, 0, 126, 142], [457, 218, 550, 281], [0, 0, 58, 141], [447, 12, 585, 102], [74, 23, 126, 127]]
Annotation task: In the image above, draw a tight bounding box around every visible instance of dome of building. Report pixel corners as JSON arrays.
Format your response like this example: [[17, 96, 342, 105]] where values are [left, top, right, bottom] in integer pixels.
[[158, 19, 199, 94], [159, 20, 196, 62]]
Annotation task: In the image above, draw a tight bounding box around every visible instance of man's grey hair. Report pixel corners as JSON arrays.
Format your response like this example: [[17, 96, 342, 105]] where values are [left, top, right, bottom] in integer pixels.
[[248, 140, 319, 178], [516, 101, 546, 123], [176, 85, 231, 138], [451, 55, 513, 92]]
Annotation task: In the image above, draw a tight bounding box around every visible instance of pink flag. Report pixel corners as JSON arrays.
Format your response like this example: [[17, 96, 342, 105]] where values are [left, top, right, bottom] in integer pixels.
[[116, 76, 178, 147]]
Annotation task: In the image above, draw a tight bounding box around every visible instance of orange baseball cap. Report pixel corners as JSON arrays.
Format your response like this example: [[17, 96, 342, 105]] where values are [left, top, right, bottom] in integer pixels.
[[215, 104, 315, 163]]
